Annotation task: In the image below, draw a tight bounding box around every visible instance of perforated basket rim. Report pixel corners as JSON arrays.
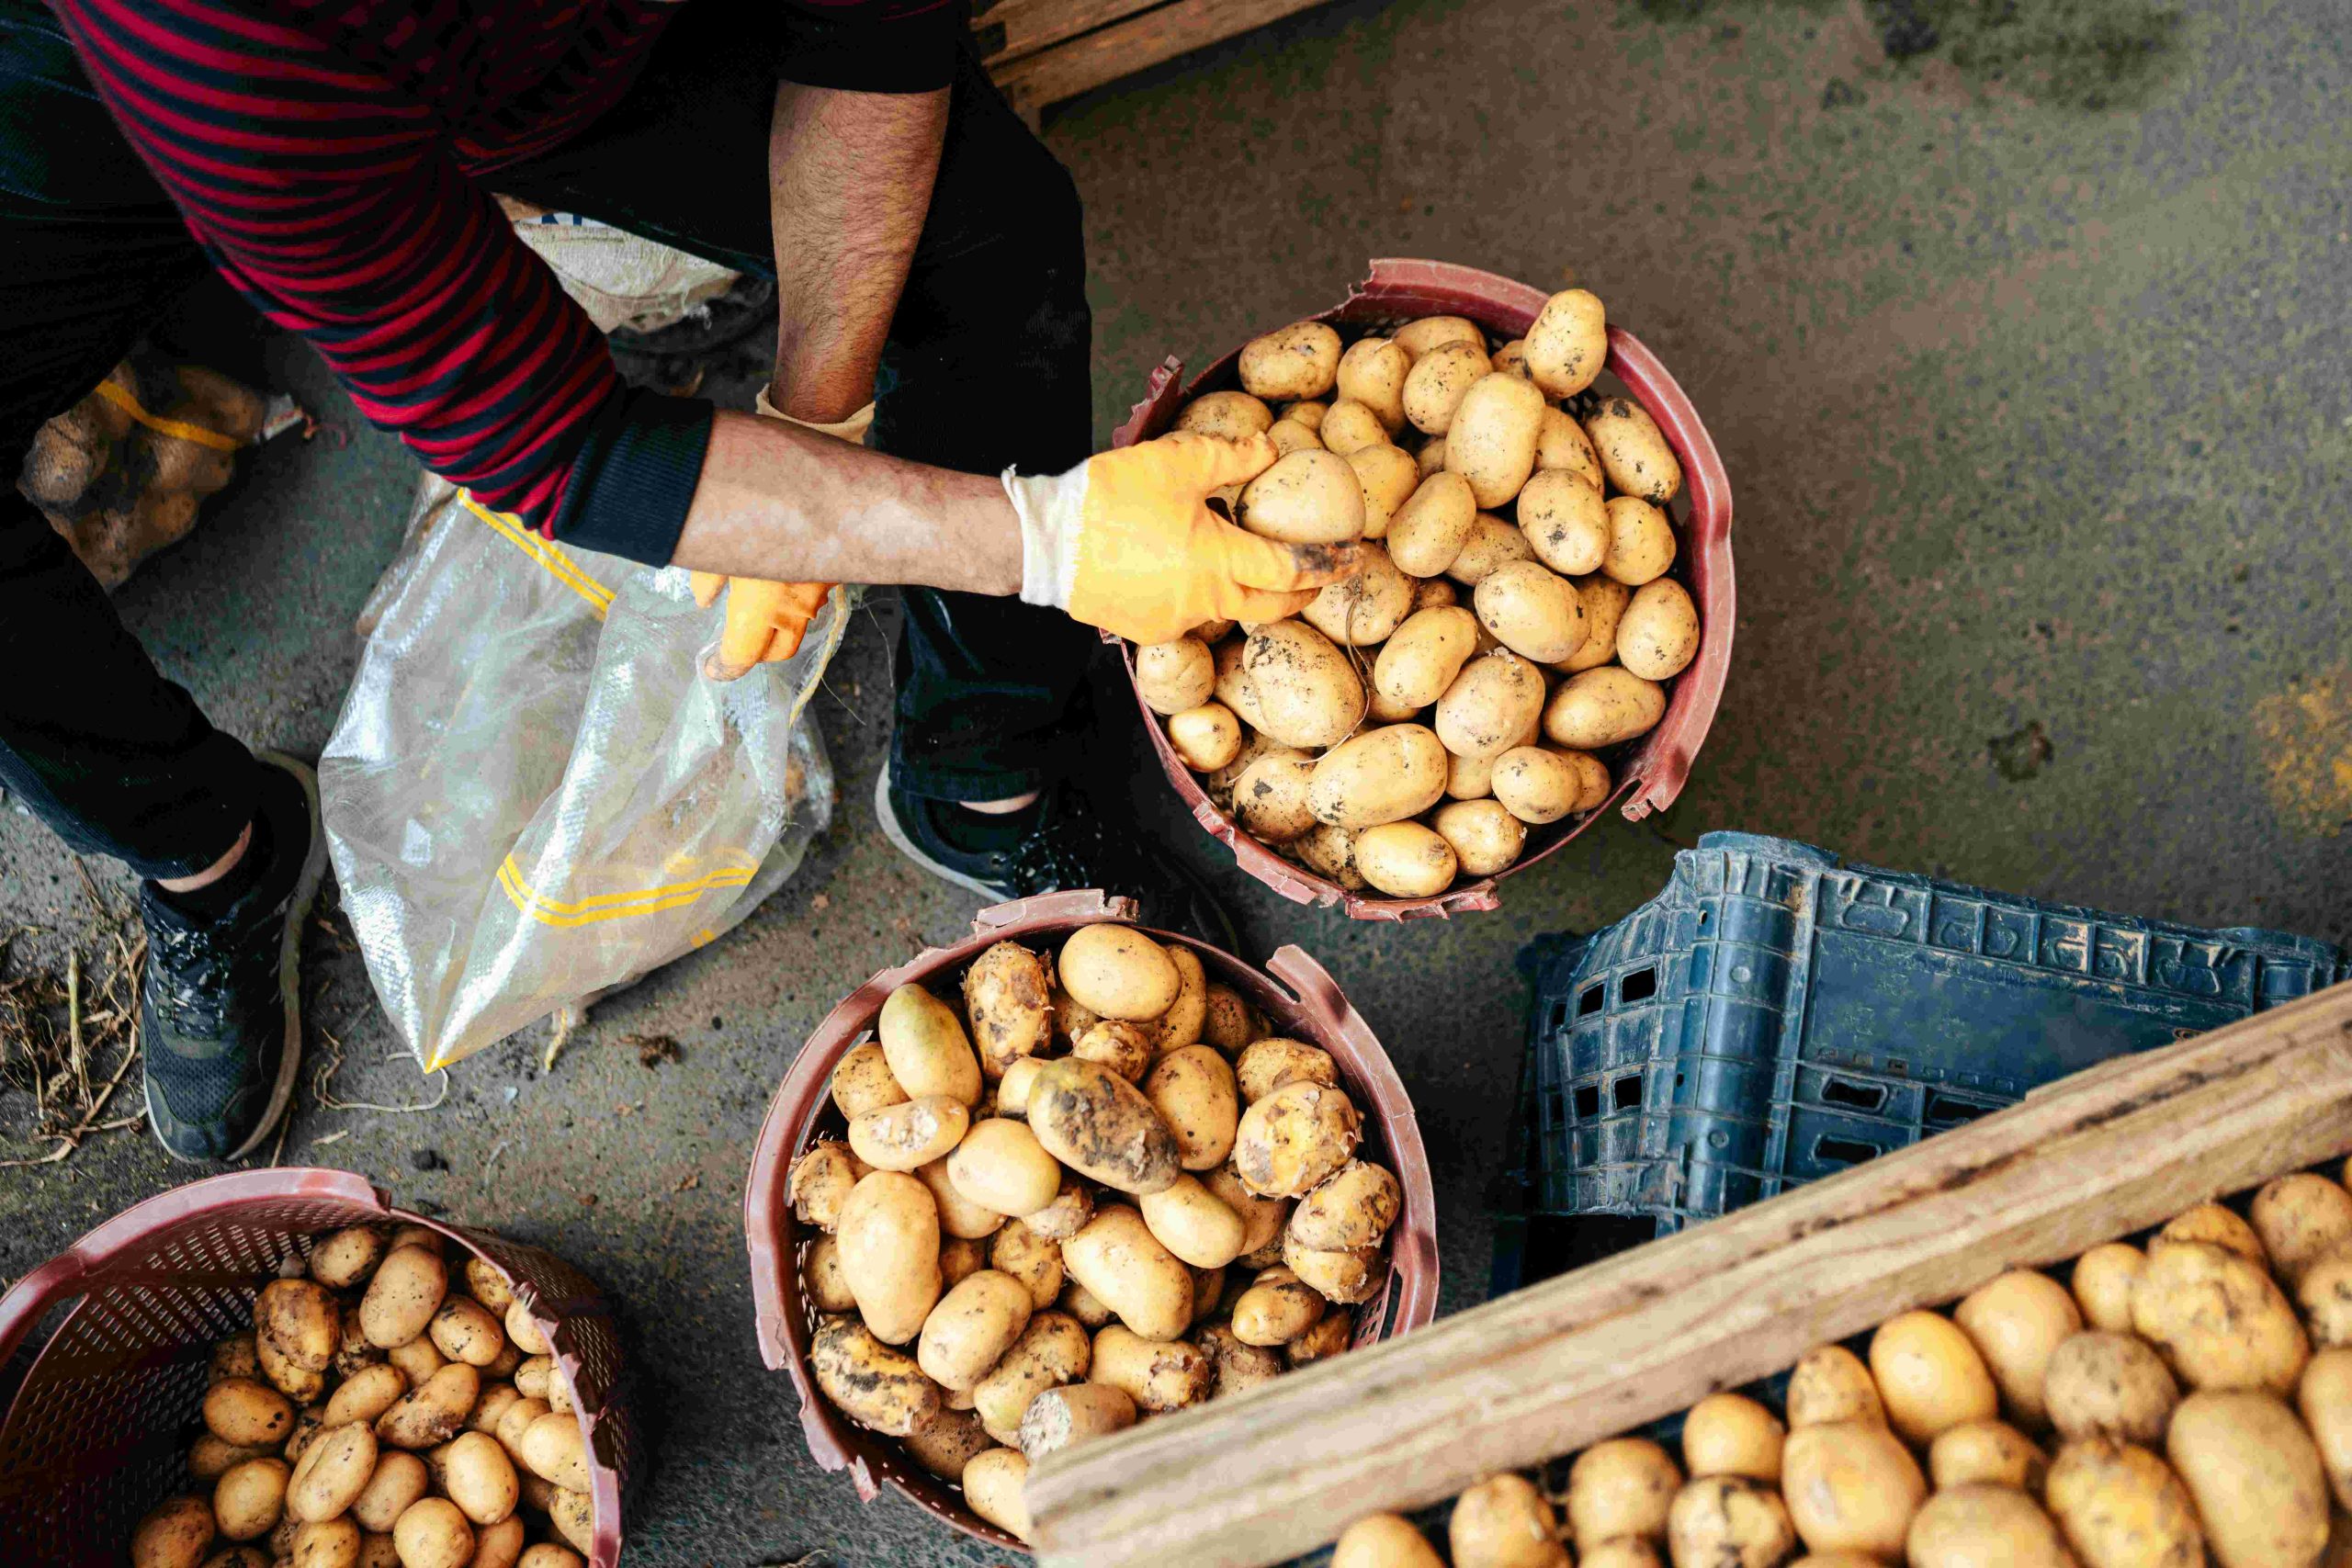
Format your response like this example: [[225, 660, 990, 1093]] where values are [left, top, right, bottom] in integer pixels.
[[0, 1168, 630, 1567], [742, 889, 1440, 1551]]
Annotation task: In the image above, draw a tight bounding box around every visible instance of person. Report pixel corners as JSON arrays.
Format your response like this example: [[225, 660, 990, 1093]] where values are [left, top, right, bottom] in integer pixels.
[[0, 0, 1357, 1161]]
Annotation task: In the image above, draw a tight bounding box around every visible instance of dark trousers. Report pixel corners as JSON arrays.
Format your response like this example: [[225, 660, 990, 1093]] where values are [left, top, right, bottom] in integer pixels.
[[0, 2, 1097, 883]]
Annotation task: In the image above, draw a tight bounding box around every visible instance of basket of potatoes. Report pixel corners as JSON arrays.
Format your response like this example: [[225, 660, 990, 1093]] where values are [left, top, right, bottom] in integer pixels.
[[0, 1168, 633, 1568], [744, 889, 1439, 1549], [1114, 259, 1733, 919], [1329, 1170, 2352, 1568]]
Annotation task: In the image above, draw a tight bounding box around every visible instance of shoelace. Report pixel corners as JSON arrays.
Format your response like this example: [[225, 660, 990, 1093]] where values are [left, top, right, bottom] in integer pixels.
[[143, 896, 285, 1042]]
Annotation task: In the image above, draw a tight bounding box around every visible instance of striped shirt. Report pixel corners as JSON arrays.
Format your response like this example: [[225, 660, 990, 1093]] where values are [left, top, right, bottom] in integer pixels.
[[48, 0, 960, 562]]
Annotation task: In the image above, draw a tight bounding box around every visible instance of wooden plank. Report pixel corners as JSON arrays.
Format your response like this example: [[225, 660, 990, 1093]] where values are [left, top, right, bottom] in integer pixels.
[[1027, 979, 2352, 1568], [971, 0, 1167, 68], [988, 0, 1334, 119]]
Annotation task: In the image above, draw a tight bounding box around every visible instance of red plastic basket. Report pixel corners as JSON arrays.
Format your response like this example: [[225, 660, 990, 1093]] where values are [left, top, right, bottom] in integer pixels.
[[1110, 257, 1736, 920], [744, 889, 1440, 1551], [0, 1168, 635, 1566]]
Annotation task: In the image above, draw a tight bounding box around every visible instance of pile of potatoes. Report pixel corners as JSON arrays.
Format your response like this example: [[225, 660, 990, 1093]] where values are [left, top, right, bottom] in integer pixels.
[[1332, 1166, 2352, 1568], [1135, 290, 1702, 899], [128, 1224, 598, 1568], [789, 921, 1406, 1543]]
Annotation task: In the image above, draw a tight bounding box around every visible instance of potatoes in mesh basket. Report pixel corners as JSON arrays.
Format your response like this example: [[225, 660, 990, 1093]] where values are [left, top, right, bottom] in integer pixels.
[[133, 1229, 597, 1568], [796, 921, 1407, 1540]]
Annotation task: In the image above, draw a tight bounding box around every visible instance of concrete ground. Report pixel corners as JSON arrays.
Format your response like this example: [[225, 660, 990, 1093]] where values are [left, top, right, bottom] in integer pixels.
[[6, 0, 2350, 1562]]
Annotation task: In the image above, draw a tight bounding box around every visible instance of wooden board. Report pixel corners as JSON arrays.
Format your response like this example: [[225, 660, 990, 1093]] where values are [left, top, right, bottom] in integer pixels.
[[971, 0, 1166, 68], [1026, 978, 2352, 1567], [984, 0, 1333, 120]]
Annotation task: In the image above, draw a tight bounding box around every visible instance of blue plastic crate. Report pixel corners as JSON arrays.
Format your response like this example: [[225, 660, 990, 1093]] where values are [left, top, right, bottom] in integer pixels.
[[1508, 830, 2344, 1242]]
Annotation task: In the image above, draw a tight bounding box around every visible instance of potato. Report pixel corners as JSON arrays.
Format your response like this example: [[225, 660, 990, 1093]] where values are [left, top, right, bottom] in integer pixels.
[[1781, 1420, 1926, 1556], [362, 1247, 448, 1350], [1334, 1514, 1445, 1568], [1175, 390, 1274, 440], [1491, 747, 1587, 826], [1517, 468, 1608, 578], [1321, 400, 1390, 457], [1437, 650, 1547, 761], [2167, 1391, 2330, 1568], [896, 1406, 991, 1484], [964, 1447, 1035, 1541], [1234, 1079, 1363, 1199], [1235, 1039, 1340, 1107], [1567, 1436, 1683, 1549], [1394, 316, 1485, 357], [1245, 620, 1365, 750], [2256, 1174, 2352, 1287], [995, 1055, 1048, 1116], [1269, 417, 1324, 457], [544, 1367, 576, 1416], [377, 1363, 478, 1450], [1091, 1324, 1213, 1413], [1871, 1311, 1999, 1444], [1024, 1176, 1097, 1243], [1580, 1548, 1665, 1568], [1231, 1264, 1326, 1344], [427, 1296, 504, 1370], [311, 1227, 387, 1291], [1018, 1382, 1138, 1461], [1063, 1022, 1151, 1088], [288, 1518, 361, 1568], [513, 1412, 589, 1495], [547, 1489, 594, 1555], [838, 1169, 944, 1344], [256, 1332, 326, 1404], [1563, 575, 1633, 673], [880, 980, 985, 1105], [1431, 799, 1527, 876], [912, 1155, 1005, 1242], [213, 1456, 291, 1540], [1668, 1475, 1795, 1568], [1403, 341, 1493, 435], [1534, 406, 1605, 490], [1060, 924, 1182, 1021], [207, 1378, 299, 1447], [1197, 1320, 1285, 1399], [1239, 448, 1368, 544], [2132, 1238, 2308, 1393], [1445, 373, 1547, 507], [1523, 288, 1607, 397], [1143, 1045, 1241, 1172], [1682, 1393, 1785, 1483], [322, 1363, 410, 1430], [1353, 822, 1458, 897], [1202, 984, 1263, 1054], [1600, 496, 1677, 587], [256, 1280, 340, 1384], [1234, 752, 1321, 844], [849, 1094, 970, 1172], [469, 1519, 525, 1568], [1302, 545, 1411, 651], [1787, 1344, 1885, 1428], [1283, 1226, 1384, 1304], [1138, 1174, 1249, 1269], [918, 1269, 1035, 1392], [1206, 1163, 1292, 1256], [384, 1224, 442, 1256], [1239, 321, 1343, 400], [1169, 704, 1245, 772], [1374, 610, 1480, 716], [1337, 338, 1410, 433], [940, 1122, 1058, 1222], [288, 1422, 378, 1523], [973, 1311, 1091, 1441], [1582, 394, 1682, 503], [1283, 400, 1329, 432], [1954, 1269, 2081, 1429], [2072, 1243, 2145, 1333], [131, 1496, 216, 1568], [1475, 559, 1585, 664], [1616, 579, 1700, 681], [1544, 667, 1667, 750], [1930, 1420, 2048, 1492], [1386, 471, 1479, 581], [788, 1140, 865, 1233], [1449, 1472, 1567, 1568], [284, 1403, 328, 1464], [1062, 1205, 1195, 1342], [1291, 822, 1367, 890], [211, 1332, 262, 1384], [1029, 1058, 1182, 1195], [988, 1218, 1065, 1312], [2302, 1348, 2352, 1507], [830, 1040, 906, 1119], [1152, 945, 1211, 1054], [1349, 444, 1423, 540], [1905, 1484, 2070, 1568], [1204, 726, 1299, 809], [512, 1356, 551, 1400], [470, 1383, 521, 1439], [1301, 725, 1446, 831], [192, 1433, 278, 1482], [390, 1498, 471, 1568], [2043, 1438, 2201, 1568], [1445, 513, 1540, 586], [350, 1451, 429, 1532], [1289, 1310, 1355, 1366], [1447, 749, 1496, 799]]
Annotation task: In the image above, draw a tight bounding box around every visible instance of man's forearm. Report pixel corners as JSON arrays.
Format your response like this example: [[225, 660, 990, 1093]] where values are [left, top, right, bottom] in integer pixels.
[[671, 411, 1023, 593], [767, 83, 947, 422]]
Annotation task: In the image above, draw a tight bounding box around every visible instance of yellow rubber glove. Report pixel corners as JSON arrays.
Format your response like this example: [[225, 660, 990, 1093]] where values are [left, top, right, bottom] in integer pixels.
[[1004, 431, 1361, 646], [693, 394, 872, 680]]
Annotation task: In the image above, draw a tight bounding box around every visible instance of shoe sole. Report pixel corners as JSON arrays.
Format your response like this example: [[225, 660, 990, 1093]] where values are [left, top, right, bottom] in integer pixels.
[[149, 750, 326, 1163], [872, 768, 1015, 903]]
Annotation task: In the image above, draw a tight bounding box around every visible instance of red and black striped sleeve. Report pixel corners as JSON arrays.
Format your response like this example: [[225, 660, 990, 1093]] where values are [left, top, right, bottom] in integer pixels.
[[48, 0, 709, 564]]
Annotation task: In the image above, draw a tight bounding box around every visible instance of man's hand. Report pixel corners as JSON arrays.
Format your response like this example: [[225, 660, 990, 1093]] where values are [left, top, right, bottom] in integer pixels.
[[1006, 433, 1363, 645]]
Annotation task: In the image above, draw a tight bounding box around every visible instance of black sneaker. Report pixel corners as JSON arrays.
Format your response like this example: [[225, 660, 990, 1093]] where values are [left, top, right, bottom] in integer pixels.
[[139, 751, 325, 1161], [875, 770, 1238, 950]]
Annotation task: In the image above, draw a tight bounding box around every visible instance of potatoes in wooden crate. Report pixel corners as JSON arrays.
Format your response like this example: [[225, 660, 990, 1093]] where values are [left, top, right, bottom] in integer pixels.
[[1141, 293, 1703, 898]]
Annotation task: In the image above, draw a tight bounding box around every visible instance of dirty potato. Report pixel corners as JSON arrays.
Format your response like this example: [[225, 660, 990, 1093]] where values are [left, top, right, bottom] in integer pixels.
[[1239, 321, 1343, 402], [1233, 1080, 1363, 1199], [2131, 1239, 2308, 1393], [1028, 1058, 1182, 1195], [881, 979, 985, 1103]]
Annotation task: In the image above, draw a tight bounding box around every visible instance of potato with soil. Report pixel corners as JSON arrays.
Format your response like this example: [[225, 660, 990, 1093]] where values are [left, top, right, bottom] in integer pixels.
[[1681, 1393, 1785, 1483], [1283, 1227, 1385, 1304], [1354, 821, 1460, 897], [1781, 1420, 1927, 1557], [2131, 1238, 2309, 1393], [1523, 288, 1608, 398], [1430, 799, 1527, 876], [1240, 321, 1343, 401], [1437, 650, 1547, 761], [973, 1311, 1091, 1442], [1490, 747, 1588, 826], [1244, 620, 1365, 750], [1387, 471, 1479, 578], [2044, 1438, 2202, 1568], [1234, 1079, 1363, 1199], [1017, 1381, 1138, 1461], [1234, 752, 1321, 845], [1061, 1205, 1196, 1341], [1954, 1269, 2081, 1429], [1403, 340, 1493, 435], [2254, 1173, 2352, 1287], [836, 1169, 943, 1345], [831, 1041, 907, 1118], [1905, 1483, 2071, 1568], [1560, 574, 1631, 673], [964, 1448, 1035, 1541], [1450, 1471, 1569, 1568], [1303, 542, 1414, 646], [428, 1296, 505, 1370], [1337, 338, 1411, 433], [1028, 1057, 1182, 1195], [1175, 390, 1274, 440], [1567, 1436, 1683, 1550], [131, 1495, 216, 1568], [1375, 606, 1482, 712], [2044, 1329, 2178, 1443], [1445, 373, 1547, 508], [1544, 666, 1667, 750], [1306, 725, 1449, 830], [1092, 1324, 1215, 1414], [212, 1456, 290, 1542], [1236, 1038, 1339, 1104], [1239, 448, 1368, 544], [1476, 559, 1585, 664], [377, 1363, 479, 1450], [2167, 1390, 2330, 1568], [287, 1422, 377, 1524], [1291, 1160, 1399, 1249], [362, 1246, 447, 1349], [849, 1094, 970, 1172], [916, 1269, 1035, 1392], [1145, 1045, 1241, 1171], [1930, 1419, 2048, 1492], [1290, 822, 1367, 891], [206, 1378, 298, 1449], [1667, 1475, 1794, 1568], [789, 1140, 865, 1232], [1335, 1515, 1446, 1568], [1582, 394, 1682, 503], [1517, 468, 1608, 578], [1787, 1344, 1884, 1428]]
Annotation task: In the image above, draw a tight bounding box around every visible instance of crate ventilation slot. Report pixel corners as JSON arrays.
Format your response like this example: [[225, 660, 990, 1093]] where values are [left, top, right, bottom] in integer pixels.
[[1619, 967, 1658, 1004], [1576, 986, 1606, 1019], [1820, 1077, 1887, 1112], [1815, 1135, 1884, 1168], [1613, 1076, 1644, 1111], [1925, 1092, 1989, 1126], [1574, 1085, 1602, 1119]]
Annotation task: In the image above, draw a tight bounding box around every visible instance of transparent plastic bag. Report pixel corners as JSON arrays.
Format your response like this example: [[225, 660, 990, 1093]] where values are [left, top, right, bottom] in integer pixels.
[[322, 478, 840, 1071]]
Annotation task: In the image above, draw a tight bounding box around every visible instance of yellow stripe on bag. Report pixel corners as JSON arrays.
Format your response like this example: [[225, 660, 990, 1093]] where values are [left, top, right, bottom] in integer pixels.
[[495, 854, 760, 929], [459, 491, 616, 616], [95, 378, 244, 452]]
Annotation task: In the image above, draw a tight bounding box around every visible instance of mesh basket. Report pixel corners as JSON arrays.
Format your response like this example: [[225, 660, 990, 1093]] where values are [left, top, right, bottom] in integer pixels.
[[743, 889, 1440, 1551], [0, 1168, 636, 1566], [1108, 258, 1736, 920]]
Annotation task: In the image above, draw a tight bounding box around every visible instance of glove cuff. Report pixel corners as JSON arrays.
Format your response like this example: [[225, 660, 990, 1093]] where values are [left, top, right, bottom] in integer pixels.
[[1003, 465, 1084, 613], [754, 387, 876, 444]]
